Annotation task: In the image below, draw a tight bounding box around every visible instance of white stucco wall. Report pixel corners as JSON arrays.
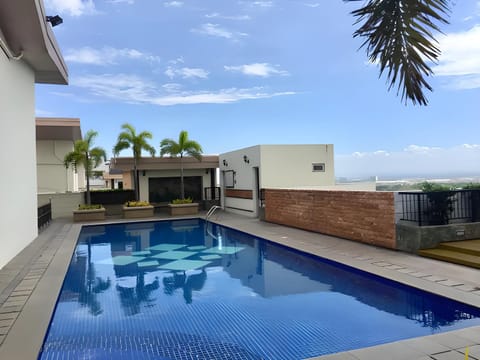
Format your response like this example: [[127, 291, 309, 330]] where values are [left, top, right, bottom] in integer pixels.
[[37, 140, 79, 193], [219, 146, 261, 217], [259, 144, 335, 188], [0, 52, 37, 269]]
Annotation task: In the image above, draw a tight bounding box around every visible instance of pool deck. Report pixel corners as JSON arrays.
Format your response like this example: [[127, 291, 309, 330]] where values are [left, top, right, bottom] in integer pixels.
[[0, 211, 479, 360]]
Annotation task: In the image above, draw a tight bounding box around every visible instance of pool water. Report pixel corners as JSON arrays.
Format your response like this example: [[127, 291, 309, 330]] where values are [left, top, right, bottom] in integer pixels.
[[39, 219, 480, 359]]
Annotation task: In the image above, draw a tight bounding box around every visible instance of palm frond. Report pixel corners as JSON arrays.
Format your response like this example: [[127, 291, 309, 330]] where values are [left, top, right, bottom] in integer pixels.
[[349, 0, 450, 105]]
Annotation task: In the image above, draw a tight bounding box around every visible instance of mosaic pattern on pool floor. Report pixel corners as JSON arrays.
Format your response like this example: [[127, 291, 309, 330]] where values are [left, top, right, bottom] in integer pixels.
[[39, 219, 480, 360]]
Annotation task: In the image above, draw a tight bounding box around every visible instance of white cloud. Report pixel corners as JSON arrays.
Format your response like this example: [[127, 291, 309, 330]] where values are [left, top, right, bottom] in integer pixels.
[[164, 66, 209, 79], [35, 109, 54, 117], [205, 13, 251, 21], [164, 1, 183, 7], [336, 145, 480, 178], [225, 63, 289, 77], [44, 0, 96, 16], [192, 23, 248, 40], [64, 47, 160, 65], [71, 74, 296, 106], [403, 145, 441, 153], [304, 3, 320, 8], [250, 1, 274, 7], [433, 25, 480, 89], [107, 0, 135, 4]]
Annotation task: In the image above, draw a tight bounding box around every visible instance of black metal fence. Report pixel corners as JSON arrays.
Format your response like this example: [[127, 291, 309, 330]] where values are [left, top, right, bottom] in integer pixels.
[[204, 187, 221, 201], [399, 190, 480, 226], [38, 201, 52, 229]]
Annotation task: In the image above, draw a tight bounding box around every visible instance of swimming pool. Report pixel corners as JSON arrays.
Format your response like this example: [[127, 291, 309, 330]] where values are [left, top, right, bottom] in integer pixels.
[[39, 219, 480, 359]]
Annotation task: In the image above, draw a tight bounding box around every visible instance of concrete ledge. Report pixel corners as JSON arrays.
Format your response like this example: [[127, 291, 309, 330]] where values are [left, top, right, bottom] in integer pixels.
[[396, 221, 480, 252], [73, 208, 105, 222], [168, 203, 199, 216], [122, 205, 154, 219]]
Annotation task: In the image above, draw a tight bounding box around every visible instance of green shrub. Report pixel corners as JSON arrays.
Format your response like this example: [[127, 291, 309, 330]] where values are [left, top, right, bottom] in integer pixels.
[[420, 181, 454, 192], [78, 204, 103, 210], [125, 201, 150, 207], [463, 183, 480, 190], [171, 197, 193, 204]]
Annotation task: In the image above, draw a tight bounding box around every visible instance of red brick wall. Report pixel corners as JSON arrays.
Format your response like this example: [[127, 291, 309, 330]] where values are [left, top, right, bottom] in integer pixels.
[[225, 189, 253, 199], [264, 189, 396, 249]]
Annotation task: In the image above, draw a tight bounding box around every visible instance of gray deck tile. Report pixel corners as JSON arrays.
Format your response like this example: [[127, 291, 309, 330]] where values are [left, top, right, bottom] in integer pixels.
[[457, 345, 480, 360], [371, 261, 392, 267], [0, 306, 22, 313], [404, 337, 451, 355], [422, 275, 449, 282], [428, 333, 476, 350], [0, 313, 17, 321], [430, 350, 469, 360], [436, 279, 464, 287], [410, 272, 431, 278], [350, 342, 426, 360]]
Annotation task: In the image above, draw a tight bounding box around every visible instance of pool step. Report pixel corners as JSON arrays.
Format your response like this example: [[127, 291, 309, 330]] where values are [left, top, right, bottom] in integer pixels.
[[418, 239, 480, 269]]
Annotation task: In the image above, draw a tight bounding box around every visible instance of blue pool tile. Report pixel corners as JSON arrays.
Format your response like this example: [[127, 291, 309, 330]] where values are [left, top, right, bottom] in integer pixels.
[[187, 245, 207, 251], [132, 251, 151, 256], [159, 259, 211, 271], [152, 251, 197, 260], [137, 260, 160, 268], [202, 246, 245, 255], [200, 254, 222, 260], [147, 244, 186, 251], [111, 256, 146, 266]]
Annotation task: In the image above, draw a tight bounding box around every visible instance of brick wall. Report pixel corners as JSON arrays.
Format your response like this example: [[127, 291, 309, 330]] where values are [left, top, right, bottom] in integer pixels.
[[264, 189, 396, 249], [225, 189, 253, 199]]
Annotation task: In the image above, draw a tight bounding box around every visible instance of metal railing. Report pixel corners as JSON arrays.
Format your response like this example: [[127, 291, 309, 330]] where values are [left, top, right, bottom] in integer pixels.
[[38, 201, 52, 229], [399, 190, 480, 226], [204, 187, 221, 201]]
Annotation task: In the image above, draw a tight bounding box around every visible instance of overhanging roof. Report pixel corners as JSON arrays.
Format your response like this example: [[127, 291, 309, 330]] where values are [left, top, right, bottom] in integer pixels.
[[36, 117, 82, 141], [0, 0, 68, 84], [110, 156, 220, 171]]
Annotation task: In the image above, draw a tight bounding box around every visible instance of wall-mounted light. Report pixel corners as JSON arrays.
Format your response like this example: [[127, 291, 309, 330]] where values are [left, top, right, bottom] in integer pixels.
[[46, 15, 63, 27], [222, 159, 228, 167], [243, 155, 250, 164]]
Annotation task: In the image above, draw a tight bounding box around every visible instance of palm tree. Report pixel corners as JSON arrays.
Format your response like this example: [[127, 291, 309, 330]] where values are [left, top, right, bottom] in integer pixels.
[[159, 130, 203, 200], [64, 130, 107, 205], [347, 0, 450, 105], [113, 123, 156, 201]]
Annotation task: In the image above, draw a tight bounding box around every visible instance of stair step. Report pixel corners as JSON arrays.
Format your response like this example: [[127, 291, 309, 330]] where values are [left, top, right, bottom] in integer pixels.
[[418, 248, 480, 269], [438, 240, 480, 257]]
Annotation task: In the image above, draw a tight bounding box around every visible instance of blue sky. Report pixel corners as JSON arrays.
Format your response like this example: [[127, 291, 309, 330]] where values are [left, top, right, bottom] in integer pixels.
[[38, 0, 480, 179]]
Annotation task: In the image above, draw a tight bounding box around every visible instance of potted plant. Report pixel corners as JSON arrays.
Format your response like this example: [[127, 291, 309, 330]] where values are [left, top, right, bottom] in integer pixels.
[[73, 204, 106, 222], [122, 201, 154, 219], [168, 197, 199, 216]]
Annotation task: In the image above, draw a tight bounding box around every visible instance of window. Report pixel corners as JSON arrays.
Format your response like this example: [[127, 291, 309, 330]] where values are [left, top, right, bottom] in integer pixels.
[[312, 163, 325, 172], [224, 170, 235, 188]]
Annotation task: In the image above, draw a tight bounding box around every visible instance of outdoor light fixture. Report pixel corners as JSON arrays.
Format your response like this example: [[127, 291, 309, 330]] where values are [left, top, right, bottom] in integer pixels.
[[243, 155, 250, 164], [222, 159, 228, 167], [46, 15, 63, 27]]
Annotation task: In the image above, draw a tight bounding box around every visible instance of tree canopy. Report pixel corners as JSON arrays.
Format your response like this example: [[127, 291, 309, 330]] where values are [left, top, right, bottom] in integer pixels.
[[348, 0, 450, 105]]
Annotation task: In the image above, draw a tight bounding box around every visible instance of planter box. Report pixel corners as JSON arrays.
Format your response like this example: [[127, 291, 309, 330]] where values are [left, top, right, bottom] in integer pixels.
[[168, 203, 199, 216], [123, 205, 154, 219], [73, 208, 106, 222]]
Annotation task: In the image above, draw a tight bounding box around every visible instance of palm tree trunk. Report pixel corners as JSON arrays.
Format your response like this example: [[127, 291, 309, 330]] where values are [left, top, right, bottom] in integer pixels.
[[85, 152, 91, 205], [133, 157, 139, 201], [180, 155, 184, 200]]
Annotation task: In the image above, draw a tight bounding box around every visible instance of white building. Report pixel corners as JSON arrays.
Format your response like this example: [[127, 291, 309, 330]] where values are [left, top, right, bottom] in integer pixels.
[[219, 144, 376, 218], [0, 1, 68, 269], [36, 117, 85, 193]]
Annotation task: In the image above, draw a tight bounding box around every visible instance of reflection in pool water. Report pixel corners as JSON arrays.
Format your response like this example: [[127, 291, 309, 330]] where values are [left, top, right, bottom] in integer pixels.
[[39, 219, 480, 360]]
